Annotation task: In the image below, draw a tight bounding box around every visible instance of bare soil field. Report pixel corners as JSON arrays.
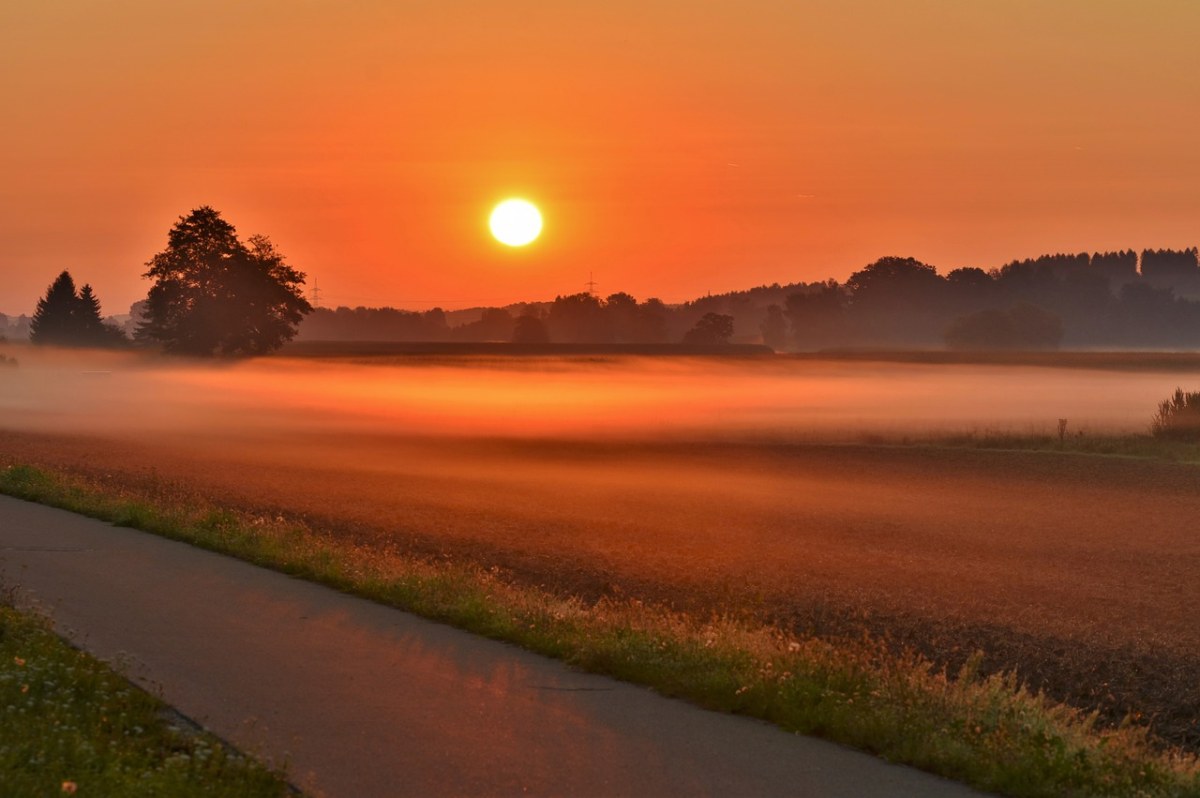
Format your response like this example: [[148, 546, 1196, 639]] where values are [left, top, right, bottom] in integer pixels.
[[3, 425, 1199, 749]]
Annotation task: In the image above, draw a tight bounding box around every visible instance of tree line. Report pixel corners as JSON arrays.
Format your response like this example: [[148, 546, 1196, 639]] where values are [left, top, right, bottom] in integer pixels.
[[11, 203, 1200, 354], [298, 248, 1200, 351], [15, 207, 312, 355], [783, 250, 1200, 350]]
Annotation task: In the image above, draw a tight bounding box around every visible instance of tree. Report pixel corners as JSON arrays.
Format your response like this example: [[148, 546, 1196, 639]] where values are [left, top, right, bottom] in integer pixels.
[[547, 292, 608, 343], [634, 298, 669, 343], [511, 311, 550, 344], [759, 304, 787, 350], [785, 281, 847, 349], [604, 292, 639, 343], [30, 271, 83, 345], [943, 303, 1063, 350], [30, 271, 127, 347], [139, 207, 312, 356], [682, 312, 734, 345], [845, 256, 943, 299]]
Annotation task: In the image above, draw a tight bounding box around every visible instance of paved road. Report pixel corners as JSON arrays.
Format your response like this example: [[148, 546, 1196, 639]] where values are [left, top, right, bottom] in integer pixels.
[[0, 495, 984, 797]]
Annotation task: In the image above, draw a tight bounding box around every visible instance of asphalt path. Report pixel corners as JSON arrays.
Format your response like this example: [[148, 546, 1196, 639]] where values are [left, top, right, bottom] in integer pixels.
[[0, 495, 985, 798]]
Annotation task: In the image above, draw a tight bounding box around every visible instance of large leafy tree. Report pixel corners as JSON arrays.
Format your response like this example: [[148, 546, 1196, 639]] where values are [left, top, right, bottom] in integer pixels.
[[682, 312, 734, 345], [139, 207, 312, 356]]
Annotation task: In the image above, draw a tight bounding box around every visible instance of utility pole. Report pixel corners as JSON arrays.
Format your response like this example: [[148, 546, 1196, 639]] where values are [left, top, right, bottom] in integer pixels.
[[584, 272, 598, 296], [309, 280, 322, 308]]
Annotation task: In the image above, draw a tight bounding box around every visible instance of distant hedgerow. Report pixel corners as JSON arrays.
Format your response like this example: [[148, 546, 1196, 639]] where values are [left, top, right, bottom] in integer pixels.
[[1151, 388, 1200, 440]]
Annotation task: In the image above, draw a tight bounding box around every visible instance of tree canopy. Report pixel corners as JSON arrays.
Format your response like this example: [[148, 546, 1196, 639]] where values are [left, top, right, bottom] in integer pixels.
[[682, 312, 734, 345], [138, 207, 312, 356]]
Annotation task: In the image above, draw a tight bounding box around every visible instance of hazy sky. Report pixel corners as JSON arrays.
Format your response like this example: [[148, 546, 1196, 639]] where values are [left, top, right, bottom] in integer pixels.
[[3, 1, 1199, 316]]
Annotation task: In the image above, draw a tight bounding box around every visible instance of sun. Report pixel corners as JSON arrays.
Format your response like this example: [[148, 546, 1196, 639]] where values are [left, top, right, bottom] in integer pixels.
[[489, 198, 542, 247]]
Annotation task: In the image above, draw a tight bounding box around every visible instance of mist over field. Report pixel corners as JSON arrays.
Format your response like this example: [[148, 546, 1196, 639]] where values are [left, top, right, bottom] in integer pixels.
[[5, 345, 1200, 748], [0, 347, 1186, 443]]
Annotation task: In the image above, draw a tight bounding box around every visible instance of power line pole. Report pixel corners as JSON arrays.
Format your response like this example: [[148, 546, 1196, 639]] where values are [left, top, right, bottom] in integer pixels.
[[584, 272, 598, 296], [309, 280, 322, 308]]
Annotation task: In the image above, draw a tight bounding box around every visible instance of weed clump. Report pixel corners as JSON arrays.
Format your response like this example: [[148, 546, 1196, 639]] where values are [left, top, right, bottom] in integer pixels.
[[1151, 388, 1200, 440], [0, 603, 288, 796]]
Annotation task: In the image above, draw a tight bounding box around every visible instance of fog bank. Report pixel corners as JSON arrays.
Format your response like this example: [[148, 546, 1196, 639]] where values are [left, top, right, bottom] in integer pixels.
[[0, 347, 1184, 444]]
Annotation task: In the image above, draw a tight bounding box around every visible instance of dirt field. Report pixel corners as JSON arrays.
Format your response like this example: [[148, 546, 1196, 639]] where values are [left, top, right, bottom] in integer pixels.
[[3, 427, 1200, 748], [2, 349, 1198, 747]]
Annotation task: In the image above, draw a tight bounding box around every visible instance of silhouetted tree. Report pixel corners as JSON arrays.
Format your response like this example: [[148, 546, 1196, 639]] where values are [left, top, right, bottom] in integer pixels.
[[511, 311, 550, 344], [944, 303, 1063, 350], [547, 292, 608, 343], [30, 271, 84, 345], [139, 207, 312, 356], [635, 298, 669, 343], [1091, 250, 1137, 285], [30, 272, 127, 347], [472, 307, 515, 341], [604, 292, 640, 343], [1140, 248, 1200, 295], [759, 304, 787, 350], [844, 256, 948, 344], [76, 284, 115, 343], [682, 312, 734, 345], [417, 302, 446, 333], [785, 281, 847, 349], [846, 256, 942, 298]]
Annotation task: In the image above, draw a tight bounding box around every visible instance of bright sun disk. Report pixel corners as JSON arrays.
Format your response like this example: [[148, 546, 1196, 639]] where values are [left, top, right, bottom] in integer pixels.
[[489, 199, 542, 247]]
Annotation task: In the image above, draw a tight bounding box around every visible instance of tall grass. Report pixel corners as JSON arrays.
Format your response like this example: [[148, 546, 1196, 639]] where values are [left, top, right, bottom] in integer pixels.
[[2, 462, 1198, 797], [0, 602, 288, 797], [1151, 389, 1200, 441]]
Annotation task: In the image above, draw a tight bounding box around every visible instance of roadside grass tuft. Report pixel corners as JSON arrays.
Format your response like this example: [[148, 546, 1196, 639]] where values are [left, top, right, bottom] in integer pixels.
[[0, 602, 288, 797], [2, 463, 1199, 797]]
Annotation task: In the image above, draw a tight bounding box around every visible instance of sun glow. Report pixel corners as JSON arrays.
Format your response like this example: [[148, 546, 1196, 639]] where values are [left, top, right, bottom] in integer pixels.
[[489, 199, 543, 247]]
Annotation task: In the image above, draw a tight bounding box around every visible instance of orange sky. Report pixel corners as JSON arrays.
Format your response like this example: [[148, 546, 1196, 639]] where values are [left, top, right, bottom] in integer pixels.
[[3, 1, 1199, 317]]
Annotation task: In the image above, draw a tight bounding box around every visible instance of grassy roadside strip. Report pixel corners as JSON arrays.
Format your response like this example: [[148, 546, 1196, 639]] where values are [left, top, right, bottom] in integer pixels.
[[2, 463, 1198, 798], [0, 602, 289, 797]]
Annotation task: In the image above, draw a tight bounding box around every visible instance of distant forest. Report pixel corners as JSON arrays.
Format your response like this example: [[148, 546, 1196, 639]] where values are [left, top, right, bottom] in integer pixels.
[[295, 248, 1200, 351], [8, 247, 1200, 351]]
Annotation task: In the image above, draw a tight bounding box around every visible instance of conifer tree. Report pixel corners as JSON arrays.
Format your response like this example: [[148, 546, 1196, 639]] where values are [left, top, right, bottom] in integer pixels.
[[30, 271, 128, 347], [77, 284, 105, 334], [30, 271, 84, 345]]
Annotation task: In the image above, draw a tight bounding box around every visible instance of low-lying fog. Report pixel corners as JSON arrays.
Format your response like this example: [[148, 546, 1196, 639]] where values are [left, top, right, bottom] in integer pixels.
[[7, 344, 1200, 660], [0, 346, 1187, 443]]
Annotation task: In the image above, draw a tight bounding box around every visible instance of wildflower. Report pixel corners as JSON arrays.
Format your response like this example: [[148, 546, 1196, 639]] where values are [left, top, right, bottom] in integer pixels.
[[62, 782, 78, 794], [786, 642, 801, 653], [13, 657, 25, 666], [21, 685, 29, 694]]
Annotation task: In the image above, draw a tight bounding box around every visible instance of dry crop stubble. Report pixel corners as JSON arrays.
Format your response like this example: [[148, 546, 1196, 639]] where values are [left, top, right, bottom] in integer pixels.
[[3, 425, 1200, 749]]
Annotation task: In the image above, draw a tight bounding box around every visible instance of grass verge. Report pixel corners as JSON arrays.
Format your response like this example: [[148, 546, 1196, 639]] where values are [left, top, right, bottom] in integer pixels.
[[2, 462, 1198, 797], [0, 601, 289, 797]]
